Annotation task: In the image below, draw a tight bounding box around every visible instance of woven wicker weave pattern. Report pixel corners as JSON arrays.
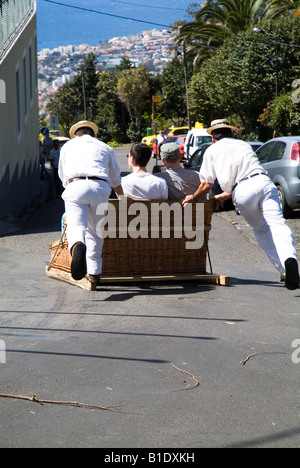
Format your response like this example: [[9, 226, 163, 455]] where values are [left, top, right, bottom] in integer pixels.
[[49, 199, 214, 277]]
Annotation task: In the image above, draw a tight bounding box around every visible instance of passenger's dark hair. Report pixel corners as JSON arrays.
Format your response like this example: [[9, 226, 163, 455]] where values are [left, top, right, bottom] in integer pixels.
[[130, 143, 152, 167], [211, 128, 233, 141], [75, 127, 95, 137]]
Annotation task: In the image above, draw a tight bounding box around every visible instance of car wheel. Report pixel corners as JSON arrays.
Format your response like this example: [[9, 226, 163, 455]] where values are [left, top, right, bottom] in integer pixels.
[[277, 185, 293, 219]]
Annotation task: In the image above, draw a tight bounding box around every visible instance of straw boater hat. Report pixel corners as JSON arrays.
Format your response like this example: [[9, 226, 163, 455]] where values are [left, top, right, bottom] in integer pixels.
[[207, 119, 236, 135], [69, 120, 99, 139]]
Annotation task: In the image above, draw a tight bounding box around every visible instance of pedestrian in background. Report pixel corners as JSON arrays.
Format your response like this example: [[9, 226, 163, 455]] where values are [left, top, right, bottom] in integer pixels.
[[39, 141, 48, 177], [49, 139, 62, 197], [157, 130, 166, 159], [43, 130, 53, 161], [182, 119, 299, 290]]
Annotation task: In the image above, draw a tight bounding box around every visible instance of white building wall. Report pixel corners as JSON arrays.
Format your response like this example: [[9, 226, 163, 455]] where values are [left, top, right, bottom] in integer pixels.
[[0, 0, 39, 218]]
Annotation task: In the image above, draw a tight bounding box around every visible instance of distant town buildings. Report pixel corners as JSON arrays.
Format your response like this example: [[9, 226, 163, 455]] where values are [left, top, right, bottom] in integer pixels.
[[38, 29, 176, 119]]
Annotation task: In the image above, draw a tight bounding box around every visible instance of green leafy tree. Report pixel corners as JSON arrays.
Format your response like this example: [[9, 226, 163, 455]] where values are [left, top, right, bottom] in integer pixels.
[[76, 53, 99, 121], [117, 65, 153, 140], [47, 81, 82, 136], [96, 70, 129, 143], [188, 70, 217, 126], [258, 92, 300, 136], [47, 53, 99, 135], [160, 57, 188, 126], [188, 15, 300, 137], [116, 56, 134, 71], [175, 0, 300, 69], [267, 0, 300, 17]]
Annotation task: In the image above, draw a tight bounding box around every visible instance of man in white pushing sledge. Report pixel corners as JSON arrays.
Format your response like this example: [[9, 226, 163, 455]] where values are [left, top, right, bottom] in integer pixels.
[[183, 119, 299, 290], [59, 120, 124, 285]]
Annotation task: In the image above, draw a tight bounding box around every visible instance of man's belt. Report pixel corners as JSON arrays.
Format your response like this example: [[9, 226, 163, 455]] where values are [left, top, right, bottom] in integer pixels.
[[68, 176, 108, 184], [232, 173, 267, 192]]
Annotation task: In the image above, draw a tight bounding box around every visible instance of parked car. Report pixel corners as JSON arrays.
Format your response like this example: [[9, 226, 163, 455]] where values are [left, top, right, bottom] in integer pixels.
[[167, 126, 189, 137], [152, 135, 178, 156], [184, 140, 262, 211], [176, 136, 186, 158], [152, 134, 187, 157], [142, 126, 189, 150], [142, 134, 156, 149], [183, 143, 212, 172], [255, 136, 300, 218], [184, 141, 263, 172], [184, 128, 212, 160], [248, 141, 263, 152], [184, 143, 234, 211]]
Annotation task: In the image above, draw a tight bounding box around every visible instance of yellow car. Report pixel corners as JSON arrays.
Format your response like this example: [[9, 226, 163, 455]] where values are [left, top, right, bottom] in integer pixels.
[[142, 126, 190, 148], [167, 126, 189, 136], [142, 134, 156, 149]]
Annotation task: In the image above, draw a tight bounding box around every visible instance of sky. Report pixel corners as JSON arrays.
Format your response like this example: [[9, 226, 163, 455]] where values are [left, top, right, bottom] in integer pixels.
[[36, 0, 197, 50]]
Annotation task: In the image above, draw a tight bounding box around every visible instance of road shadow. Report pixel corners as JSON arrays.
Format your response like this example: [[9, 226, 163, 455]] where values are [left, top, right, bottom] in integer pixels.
[[222, 426, 300, 448], [2, 197, 65, 237], [94, 281, 216, 302], [229, 277, 281, 287]]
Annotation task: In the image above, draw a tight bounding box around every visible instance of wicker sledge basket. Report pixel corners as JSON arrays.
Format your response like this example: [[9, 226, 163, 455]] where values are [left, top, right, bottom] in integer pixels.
[[46, 199, 229, 290]]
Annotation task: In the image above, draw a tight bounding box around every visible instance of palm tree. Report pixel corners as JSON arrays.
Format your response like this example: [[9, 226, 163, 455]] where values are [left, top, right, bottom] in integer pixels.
[[267, 0, 300, 17], [175, 0, 300, 68]]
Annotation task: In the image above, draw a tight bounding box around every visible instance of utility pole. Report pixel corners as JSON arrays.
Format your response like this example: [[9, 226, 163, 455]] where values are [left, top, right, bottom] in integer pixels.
[[183, 47, 191, 130], [81, 65, 87, 120], [177, 46, 191, 129]]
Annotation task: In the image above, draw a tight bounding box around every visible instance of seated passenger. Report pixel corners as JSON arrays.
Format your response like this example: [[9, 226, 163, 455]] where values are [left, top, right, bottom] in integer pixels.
[[155, 143, 201, 200], [122, 143, 168, 200]]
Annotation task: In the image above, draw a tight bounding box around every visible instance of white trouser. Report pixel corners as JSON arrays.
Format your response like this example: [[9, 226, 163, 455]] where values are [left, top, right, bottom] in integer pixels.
[[62, 179, 111, 275], [232, 175, 297, 275]]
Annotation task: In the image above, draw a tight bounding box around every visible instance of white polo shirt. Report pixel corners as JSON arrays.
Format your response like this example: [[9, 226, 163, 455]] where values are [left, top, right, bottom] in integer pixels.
[[122, 172, 168, 200], [58, 135, 121, 188], [200, 138, 268, 193]]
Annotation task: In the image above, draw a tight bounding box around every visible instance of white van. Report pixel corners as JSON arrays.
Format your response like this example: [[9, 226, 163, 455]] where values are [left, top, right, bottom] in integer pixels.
[[184, 128, 212, 160]]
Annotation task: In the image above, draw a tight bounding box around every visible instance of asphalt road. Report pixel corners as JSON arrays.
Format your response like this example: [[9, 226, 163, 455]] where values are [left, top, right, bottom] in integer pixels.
[[0, 147, 299, 449]]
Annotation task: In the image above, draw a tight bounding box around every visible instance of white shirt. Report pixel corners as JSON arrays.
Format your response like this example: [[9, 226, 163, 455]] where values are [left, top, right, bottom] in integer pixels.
[[157, 134, 165, 145], [58, 135, 121, 188], [200, 138, 268, 193], [122, 172, 168, 200], [156, 166, 201, 200]]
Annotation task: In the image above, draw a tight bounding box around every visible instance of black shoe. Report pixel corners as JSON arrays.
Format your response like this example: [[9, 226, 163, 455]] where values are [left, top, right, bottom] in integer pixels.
[[71, 242, 87, 281], [285, 258, 300, 290]]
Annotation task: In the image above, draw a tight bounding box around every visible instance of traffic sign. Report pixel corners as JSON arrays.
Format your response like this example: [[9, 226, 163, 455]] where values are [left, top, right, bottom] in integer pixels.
[[40, 127, 49, 136], [50, 115, 59, 130], [152, 96, 162, 103]]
